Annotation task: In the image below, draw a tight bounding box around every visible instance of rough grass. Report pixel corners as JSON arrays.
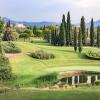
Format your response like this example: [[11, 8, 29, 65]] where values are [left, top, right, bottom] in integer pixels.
[[6, 40, 100, 85], [0, 87, 100, 100]]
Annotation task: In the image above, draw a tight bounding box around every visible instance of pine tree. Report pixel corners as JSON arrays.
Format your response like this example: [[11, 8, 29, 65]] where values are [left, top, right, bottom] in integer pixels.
[[97, 26, 100, 48], [74, 27, 77, 52], [90, 18, 95, 47], [66, 11, 71, 46], [78, 28, 82, 53], [80, 16, 86, 46]]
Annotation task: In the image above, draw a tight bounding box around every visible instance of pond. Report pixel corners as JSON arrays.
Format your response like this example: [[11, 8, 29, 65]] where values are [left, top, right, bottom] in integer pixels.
[[57, 70, 100, 86]]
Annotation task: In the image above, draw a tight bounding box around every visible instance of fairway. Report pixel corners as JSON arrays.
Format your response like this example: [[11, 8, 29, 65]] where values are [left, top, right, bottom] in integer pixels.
[[6, 41, 100, 85]]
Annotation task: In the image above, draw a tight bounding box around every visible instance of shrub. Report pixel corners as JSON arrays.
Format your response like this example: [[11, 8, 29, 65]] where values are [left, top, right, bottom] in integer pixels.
[[33, 73, 58, 88], [3, 31, 19, 41], [2, 42, 21, 53], [0, 42, 4, 55], [91, 76, 96, 85], [30, 50, 55, 60], [0, 55, 13, 80], [85, 49, 100, 60], [95, 80, 100, 86]]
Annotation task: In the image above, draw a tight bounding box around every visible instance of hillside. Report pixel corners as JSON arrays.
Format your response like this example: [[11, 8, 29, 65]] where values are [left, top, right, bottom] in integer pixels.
[[5, 40, 100, 85]]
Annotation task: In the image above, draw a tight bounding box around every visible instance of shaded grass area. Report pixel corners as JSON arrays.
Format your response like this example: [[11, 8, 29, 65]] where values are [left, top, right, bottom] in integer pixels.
[[0, 87, 100, 100], [6, 41, 100, 85]]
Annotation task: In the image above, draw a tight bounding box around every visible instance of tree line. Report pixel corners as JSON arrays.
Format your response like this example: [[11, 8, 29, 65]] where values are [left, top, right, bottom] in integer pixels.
[[0, 12, 100, 53], [48, 12, 100, 53]]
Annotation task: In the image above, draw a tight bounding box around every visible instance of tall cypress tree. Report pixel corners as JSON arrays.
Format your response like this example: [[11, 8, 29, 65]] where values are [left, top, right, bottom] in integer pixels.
[[74, 27, 77, 52], [97, 26, 100, 48], [59, 23, 65, 46], [62, 14, 66, 45], [80, 16, 86, 46], [66, 11, 71, 46], [62, 14, 66, 30], [78, 28, 82, 53], [90, 18, 95, 47]]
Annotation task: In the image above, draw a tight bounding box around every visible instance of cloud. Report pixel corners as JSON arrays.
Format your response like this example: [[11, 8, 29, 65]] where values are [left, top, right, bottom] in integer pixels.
[[0, 0, 100, 23], [74, 0, 100, 8]]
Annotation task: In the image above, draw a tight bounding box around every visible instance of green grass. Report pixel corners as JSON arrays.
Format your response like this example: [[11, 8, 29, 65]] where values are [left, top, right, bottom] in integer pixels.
[[0, 87, 100, 100], [6, 41, 100, 85]]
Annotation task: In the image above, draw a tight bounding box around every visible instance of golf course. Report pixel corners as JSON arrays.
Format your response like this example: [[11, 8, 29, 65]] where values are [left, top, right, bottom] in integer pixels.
[[0, 40, 100, 100]]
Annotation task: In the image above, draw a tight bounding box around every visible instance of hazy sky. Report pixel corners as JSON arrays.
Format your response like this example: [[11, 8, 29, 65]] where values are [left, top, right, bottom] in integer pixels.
[[0, 0, 100, 23]]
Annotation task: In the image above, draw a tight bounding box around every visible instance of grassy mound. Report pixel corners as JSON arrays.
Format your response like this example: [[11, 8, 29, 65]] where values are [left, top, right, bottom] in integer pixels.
[[33, 73, 58, 87], [2, 42, 21, 53], [85, 49, 100, 60], [30, 50, 55, 60]]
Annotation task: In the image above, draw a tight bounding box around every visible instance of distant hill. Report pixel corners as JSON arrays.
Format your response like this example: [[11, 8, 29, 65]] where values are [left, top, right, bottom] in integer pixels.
[[3, 17, 60, 26], [86, 20, 100, 28], [3, 17, 100, 27]]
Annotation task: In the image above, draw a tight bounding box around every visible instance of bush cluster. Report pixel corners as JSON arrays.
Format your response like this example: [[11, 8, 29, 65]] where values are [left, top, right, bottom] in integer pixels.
[[85, 49, 100, 60], [30, 50, 55, 60], [0, 55, 13, 80], [2, 42, 21, 53], [95, 80, 100, 86], [33, 73, 58, 88]]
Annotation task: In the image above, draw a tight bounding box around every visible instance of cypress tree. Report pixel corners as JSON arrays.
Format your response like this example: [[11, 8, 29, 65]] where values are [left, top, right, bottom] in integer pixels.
[[97, 26, 100, 48], [66, 11, 71, 46], [78, 28, 82, 53], [74, 27, 77, 52], [62, 14, 66, 45], [80, 16, 86, 46], [51, 29, 54, 45], [90, 18, 95, 47], [49, 30, 52, 45], [62, 14, 66, 29], [59, 23, 65, 46]]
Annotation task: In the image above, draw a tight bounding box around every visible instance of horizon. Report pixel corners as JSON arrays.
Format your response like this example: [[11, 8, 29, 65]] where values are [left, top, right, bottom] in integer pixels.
[[0, 0, 100, 24]]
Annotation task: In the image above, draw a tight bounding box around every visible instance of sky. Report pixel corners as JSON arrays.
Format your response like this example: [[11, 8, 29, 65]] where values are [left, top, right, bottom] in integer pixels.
[[0, 0, 100, 23]]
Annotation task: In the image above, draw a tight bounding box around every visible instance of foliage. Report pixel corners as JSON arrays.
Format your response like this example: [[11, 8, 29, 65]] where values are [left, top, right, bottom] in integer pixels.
[[0, 55, 13, 80], [78, 28, 82, 53], [0, 41, 4, 55], [30, 50, 55, 60], [95, 80, 100, 86], [10, 32, 19, 41], [80, 16, 86, 46], [33, 26, 43, 37], [60, 16, 66, 45], [90, 18, 95, 47], [20, 33, 29, 41], [24, 29, 33, 37], [2, 42, 21, 53], [97, 26, 100, 48], [66, 11, 71, 46], [85, 49, 100, 60], [74, 27, 77, 52], [33, 72, 58, 87], [3, 20, 13, 41], [0, 17, 4, 34], [91, 76, 96, 85]]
